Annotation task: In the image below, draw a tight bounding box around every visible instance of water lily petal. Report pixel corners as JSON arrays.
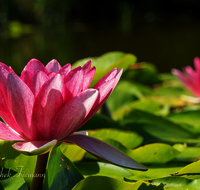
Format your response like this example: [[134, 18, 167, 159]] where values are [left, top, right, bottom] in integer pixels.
[[95, 69, 123, 102], [32, 74, 64, 140], [64, 66, 84, 103], [93, 69, 123, 90], [0, 62, 11, 71], [64, 134, 147, 171], [93, 68, 118, 89], [52, 89, 98, 140], [0, 93, 22, 135], [46, 59, 61, 73], [58, 64, 71, 77], [23, 59, 47, 74], [0, 121, 25, 141], [28, 71, 49, 96], [82, 70, 122, 125], [7, 73, 35, 140], [20, 70, 33, 85], [82, 61, 96, 90], [0, 64, 12, 99], [12, 140, 58, 155]]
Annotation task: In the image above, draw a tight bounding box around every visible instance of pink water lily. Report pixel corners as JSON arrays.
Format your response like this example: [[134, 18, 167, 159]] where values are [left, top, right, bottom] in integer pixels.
[[172, 57, 200, 97], [0, 59, 147, 170]]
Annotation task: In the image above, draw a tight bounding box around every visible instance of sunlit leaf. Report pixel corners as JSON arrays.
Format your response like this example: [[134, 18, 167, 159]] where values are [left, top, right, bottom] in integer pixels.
[[0, 168, 28, 190], [72, 176, 164, 190], [61, 144, 86, 162], [173, 160, 200, 179], [152, 177, 200, 190], [88, 128, 143, 149], [75, 162, 133, 180], [129, 143, 180, 164], [0, 140, 36, 187]]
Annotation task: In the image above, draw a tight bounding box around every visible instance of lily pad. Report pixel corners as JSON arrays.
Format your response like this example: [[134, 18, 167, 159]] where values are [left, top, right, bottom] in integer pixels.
[[129, 143, 180, 164], [88, 128, 143, 149], [72, 176, 164, 190], [0, 140, 36, 187]]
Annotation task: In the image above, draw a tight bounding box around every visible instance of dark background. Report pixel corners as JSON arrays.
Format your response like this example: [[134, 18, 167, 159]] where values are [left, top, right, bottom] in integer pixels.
[[0, 0, 200, 74]]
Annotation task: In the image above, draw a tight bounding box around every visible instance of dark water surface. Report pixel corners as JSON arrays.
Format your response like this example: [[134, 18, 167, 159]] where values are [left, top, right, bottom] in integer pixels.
[[0, 23, 200, 74]]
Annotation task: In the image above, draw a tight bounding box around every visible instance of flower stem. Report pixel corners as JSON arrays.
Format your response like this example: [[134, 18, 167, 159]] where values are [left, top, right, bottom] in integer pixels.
[[30, 152, 49, 190]]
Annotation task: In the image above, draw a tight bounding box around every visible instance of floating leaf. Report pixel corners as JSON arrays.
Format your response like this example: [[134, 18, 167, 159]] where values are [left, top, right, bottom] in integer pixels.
[[126, 165, 183, 181], [75, 162, 133, 180], [106, 80, 153, 119], [129, 143, 180, 164], [152, 176, 200, 190], [121, 109, 199, 144], [167, 110, 200, 134], [173, 145, 200, 162], [0, 168, 28, 190], [88, 128, 143, 149], [72, 176, 164, 190], [0, 140, 36, 187], [173, 160, 200, 179]]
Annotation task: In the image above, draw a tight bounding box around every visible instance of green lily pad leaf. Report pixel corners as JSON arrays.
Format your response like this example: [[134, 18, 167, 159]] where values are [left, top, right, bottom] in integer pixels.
[[129, 143, 180, 164], [88, 128, 143, 149], [60, 144, 86, 162], [126, 165, 183, 181], [152, 176, 200, 190], [173, 144, 200, 162], [43, 146, 84, 190], [173, 143, 186, 152], [122, 62, 160, 85], [0, 140, 36, 188], [121, 109, 199, 144], [173, 160, 200, 179], [123, 99, 169, 117], [106, 80, 153, 119], [73, 51, 137, 86], [167, 110, 200, 134], [75, 162, 134, 180], [127, 99, 161, 114], [0, 169, 28, 190], [72, 176, 164, 190]]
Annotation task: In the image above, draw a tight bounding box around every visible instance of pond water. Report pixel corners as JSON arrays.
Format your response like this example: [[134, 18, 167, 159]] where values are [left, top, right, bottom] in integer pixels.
[[0, 23, 200, 74]]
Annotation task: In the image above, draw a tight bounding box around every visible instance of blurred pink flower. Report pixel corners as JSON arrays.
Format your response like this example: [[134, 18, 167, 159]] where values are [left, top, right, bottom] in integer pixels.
[[0, 59, 147, 170], [172, 57, 200, 97]]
